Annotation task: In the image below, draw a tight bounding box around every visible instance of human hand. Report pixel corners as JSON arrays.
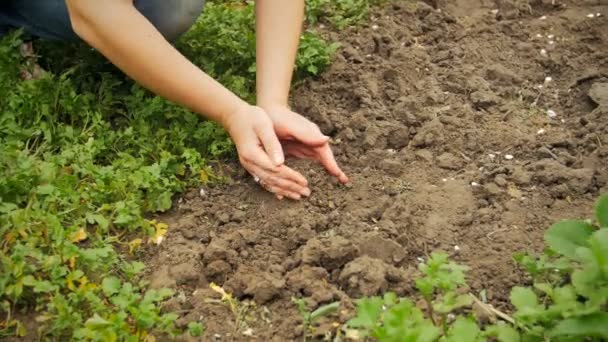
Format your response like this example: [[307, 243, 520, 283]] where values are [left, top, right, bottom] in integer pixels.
[[261, 104, 349, 184], [223, 104, 311, 200]]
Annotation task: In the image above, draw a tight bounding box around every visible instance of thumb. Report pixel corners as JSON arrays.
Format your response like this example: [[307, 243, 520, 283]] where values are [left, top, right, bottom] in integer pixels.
[[256, 122, 285, 166]]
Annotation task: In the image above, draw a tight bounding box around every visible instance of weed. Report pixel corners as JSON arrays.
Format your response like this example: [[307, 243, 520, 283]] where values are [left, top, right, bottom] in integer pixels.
[[347, 193, 608, 341], [293, 297, 340, 341]]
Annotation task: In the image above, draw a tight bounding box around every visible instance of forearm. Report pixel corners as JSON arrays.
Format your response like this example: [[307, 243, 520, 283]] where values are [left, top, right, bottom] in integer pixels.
[[255, 0, 305, 107], [66, 0, 246, 127]]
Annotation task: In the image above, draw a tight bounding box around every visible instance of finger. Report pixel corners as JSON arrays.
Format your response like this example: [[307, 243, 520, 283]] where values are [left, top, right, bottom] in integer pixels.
[[255, 123, 284, 166], [284, 142, 316, 159], [290, 120, 330, 147], [266, 173, 311, 197], [317, 145, 349, 184], [264, 182, 302, 200], [240, 144, 278, 172], [247, 163, 309, 196], [271, 164, 308, 187]]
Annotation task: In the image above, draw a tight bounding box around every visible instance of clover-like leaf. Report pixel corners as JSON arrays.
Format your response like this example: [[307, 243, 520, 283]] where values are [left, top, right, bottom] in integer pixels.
[[545, 220, 594, 259]]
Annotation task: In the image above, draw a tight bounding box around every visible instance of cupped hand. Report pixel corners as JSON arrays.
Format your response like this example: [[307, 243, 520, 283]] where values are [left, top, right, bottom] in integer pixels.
[[261, 104, 349, 184], [223, 104, 311, 200]]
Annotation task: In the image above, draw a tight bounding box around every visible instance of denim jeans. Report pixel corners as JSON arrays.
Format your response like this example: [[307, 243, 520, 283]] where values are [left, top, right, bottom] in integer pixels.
[[0, 0, 205, 42]]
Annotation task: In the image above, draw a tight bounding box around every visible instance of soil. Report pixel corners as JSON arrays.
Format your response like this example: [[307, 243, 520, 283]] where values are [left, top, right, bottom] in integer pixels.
[[146, 0, 608, 340]]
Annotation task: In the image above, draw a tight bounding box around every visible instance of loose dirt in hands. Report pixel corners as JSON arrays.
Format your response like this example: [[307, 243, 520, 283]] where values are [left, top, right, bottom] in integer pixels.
[[146, 0, 608, 340]]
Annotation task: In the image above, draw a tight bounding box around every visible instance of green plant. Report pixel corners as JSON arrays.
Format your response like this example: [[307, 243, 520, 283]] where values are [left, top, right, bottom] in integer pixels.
[[188, 321, 204, 337], [305, 0, 381, 29], [293, 297, 340, 341], [347, 194, 608, 341]]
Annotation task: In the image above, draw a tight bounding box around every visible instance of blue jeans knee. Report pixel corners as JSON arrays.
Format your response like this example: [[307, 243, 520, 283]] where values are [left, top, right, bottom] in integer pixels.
[[0, 0, 205, 42]]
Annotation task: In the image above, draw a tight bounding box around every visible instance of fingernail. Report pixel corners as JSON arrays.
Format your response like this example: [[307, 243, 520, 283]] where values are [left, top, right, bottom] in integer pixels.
[[301, 188, 311, 197], [274, 153, 284, 165], [292, 194, 301, 200]]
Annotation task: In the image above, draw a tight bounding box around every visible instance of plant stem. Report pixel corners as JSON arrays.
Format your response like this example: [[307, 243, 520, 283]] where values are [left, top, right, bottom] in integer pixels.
[[424, 297, 437, 325]]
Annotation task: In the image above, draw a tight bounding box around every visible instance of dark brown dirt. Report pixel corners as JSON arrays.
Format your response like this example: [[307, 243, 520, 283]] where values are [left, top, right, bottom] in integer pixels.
[[146, 0, 608, 340]]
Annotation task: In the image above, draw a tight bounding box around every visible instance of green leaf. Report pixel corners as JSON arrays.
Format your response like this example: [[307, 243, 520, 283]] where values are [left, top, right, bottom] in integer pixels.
[[485, 322, 521, 342], [33, 280, 58, 293], [588, 228, 608, 271], [0, 202, 17, 213], [545, 220, 594, 259], [188, 322, 204, 337], [84, 314, 111, 329], [596, 194, 608, 227], [347, 297, 384, 330], [446, 317, 482, 342], [36, 184, 56, 195], [551, 313, 608, 338], [310, 301, 339, 323], [510, 287, 543, 314], [433, 292, 473, 314], [101, 276, 121, 297]]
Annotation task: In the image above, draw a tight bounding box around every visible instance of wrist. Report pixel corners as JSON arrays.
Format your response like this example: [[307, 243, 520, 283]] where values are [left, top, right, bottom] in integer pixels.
[[256, 95, 289, 110], [219, 98, 250, 132]]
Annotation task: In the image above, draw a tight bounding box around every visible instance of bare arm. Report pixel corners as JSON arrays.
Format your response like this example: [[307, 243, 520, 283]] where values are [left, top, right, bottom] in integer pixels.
[[255, 0, 305, 107], [255, 0, 349, 184], [66, 0, 244, 127]]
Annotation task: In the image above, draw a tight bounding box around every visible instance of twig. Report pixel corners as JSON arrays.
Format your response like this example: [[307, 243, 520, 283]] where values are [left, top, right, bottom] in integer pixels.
[[486, 227, 514, 240], [469, 294, 515, 325]]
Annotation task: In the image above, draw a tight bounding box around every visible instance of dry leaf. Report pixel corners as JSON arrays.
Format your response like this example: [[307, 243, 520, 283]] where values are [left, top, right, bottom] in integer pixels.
[[129, 238, 143, 254], [70, 228, 88, 243], [148, 220, 168, 245]]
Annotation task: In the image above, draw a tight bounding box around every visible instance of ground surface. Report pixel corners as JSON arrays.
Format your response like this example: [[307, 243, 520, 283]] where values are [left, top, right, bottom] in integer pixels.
[[145, 0, 608, 340]]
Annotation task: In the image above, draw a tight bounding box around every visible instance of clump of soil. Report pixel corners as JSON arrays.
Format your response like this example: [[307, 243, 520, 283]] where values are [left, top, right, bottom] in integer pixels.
[[146, 0, 608, 340]]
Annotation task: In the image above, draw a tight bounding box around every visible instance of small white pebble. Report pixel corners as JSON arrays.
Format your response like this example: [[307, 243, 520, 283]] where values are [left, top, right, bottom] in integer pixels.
[[488, 153, 496, 159], [471, 182, 480, 187], [587, 13, 596, 18], [544, 76, 553, 83], [504, 154, 514, 160], [535, 33, 543, 38], [548, 40, 555, 45], [540, 49, 548, 56], [561, 119, 566, 123], [454, 245, 461, 252], [547, 109, 557, 118], [540, 15, 547, 20], [442, 178, 448, 182], [537, 84, 544, 89], [199, 188, 207, 197], [537, 128, 546, 135], [319, 24, 325, 29], [597, 13, 602, 17], [365, 54, 372, 58], [547, 34, 555, 39], [417, 257, 425, 262], [371, 24, 379, 30], [242, 328, 254, 337], [491, 9, 499, 15]]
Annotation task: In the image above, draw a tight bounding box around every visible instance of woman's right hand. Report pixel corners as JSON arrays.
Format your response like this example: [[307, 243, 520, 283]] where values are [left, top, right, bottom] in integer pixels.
[[223, 104, 311, 200]]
